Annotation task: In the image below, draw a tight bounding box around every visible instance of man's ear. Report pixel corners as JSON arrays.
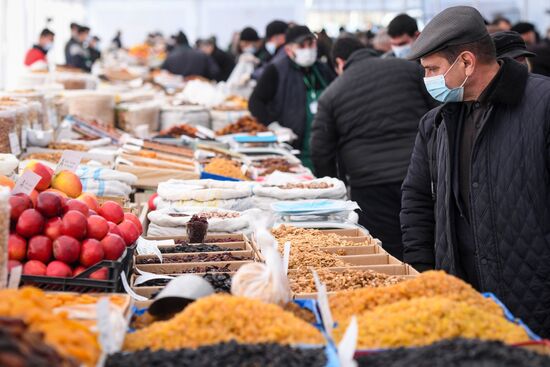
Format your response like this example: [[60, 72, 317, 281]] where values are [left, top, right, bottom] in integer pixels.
[[335, 57, 346, 75], [284, 44, 294, 58], [461, 51, 476, 77]]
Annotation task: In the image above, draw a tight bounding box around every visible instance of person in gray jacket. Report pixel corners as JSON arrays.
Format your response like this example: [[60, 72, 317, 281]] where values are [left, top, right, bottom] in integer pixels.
[[310, 36, 436, 259]]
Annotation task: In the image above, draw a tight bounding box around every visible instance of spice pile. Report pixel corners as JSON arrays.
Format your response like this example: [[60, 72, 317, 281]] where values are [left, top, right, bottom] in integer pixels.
[[0, 287, 101, 366], [215, 116, 268, 136], [108, 341, 326, 367], [289, 268, 405, 293], [0, 317, 79, 367], [123, 294, 324, 351], [355, 338, 550, 367], [204, 158, 249, 180]]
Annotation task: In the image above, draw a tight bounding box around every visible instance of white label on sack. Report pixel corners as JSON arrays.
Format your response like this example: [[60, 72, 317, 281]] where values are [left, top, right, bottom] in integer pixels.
[[312, 269, 334, 337], [120, 270, 148, 301], [12, 170, 42, 195], [55, 150, 83, 173], [283, 241, 291, 275], [8, 133, 20, 156], [338, 316, 358, 367], [7, 265, 22, 289], [96, 297, 114, 354]]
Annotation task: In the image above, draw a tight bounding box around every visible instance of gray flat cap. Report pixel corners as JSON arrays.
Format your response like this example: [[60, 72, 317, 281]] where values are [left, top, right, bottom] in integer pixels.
[[408, 6, 489, 60]]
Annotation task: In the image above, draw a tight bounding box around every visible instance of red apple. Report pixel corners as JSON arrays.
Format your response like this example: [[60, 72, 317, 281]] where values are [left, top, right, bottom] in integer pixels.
[[53, 235, 80, 263], [98, 201, 124, 224], [27, 235, 53, 263], [46, 260, 72, 277], [64, 199, 89, 216], [148, 193, 158, 211], [36, 192, 63, 218], [9, 194, 32, 221], [8, 234, 26, 261], [124, 212, 143, 234], [61, 210, 87, 240], [24, 162, 53, 192], [23, 260, 47, 276], [88, 209, 98, 217], [79, 238, 104, 267], [15, 209, 44, 238], [8, 260, 22, 272], [44, 217, 63, 241], [100, 233, 125, 260], [107, 221, 122, 237], [89, 268, 108, 280], [86, 215, 109, 241], [73, 265, 86, 276], [77, 193, 99, 212], [118, 219, 140, 246]]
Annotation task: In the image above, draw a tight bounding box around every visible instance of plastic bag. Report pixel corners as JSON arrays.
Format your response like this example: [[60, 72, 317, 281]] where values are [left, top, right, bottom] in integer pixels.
[[253, 177, 347, 200], [157, 179, 254, 202]]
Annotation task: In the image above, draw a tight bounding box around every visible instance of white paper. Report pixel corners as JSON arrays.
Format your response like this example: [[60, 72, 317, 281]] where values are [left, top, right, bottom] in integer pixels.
[[8, 133, 20, 156], [12, 170, 42, 195], [338, 316, 358, 367], [97, 298, 112, 354], [120, 270, 148, 301], [312, 269, 334, 337], [7, 265, 22, 289], [136, 237, 170, 262], [55, 150, 83, 173], [283, 241, 291, 275], [134, 272, 175, 286]]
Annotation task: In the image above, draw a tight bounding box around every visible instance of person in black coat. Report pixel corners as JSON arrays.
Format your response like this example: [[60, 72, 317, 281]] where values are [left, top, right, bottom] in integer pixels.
[[248, 25, 335, 169], [161, 31, 220, 80], [198, 37, 235, 82], [310, 36, 436, 259], [401, 6, 550, 338]]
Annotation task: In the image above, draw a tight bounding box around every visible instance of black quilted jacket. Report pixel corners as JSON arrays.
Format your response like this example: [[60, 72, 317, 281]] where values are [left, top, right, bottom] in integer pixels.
[[400, 58, 550, 337]]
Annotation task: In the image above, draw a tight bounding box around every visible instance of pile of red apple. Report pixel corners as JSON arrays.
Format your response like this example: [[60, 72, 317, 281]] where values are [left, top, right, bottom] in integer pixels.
[[8, 191, 143, 280]]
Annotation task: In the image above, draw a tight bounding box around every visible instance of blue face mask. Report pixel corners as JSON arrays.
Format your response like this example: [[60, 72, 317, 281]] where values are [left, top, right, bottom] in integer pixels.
[[391, 44, 412, 59], [265, 42, 277, 55], [423, 56, 469, 102]]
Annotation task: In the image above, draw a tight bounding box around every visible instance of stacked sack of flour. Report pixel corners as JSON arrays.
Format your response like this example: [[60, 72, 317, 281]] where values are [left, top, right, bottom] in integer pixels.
[[76, 166, 138, 199]]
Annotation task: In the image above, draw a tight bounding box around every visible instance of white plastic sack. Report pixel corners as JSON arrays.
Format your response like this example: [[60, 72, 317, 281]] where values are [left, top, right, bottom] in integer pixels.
[[157, 179, 254, 202], [77, 166, 138, 185], [80, 178, 133, 198], [148, 206, 257, 232], [253, 177, 347, 200], [178, 80, 225, 107], [156, 196, 255, 212]]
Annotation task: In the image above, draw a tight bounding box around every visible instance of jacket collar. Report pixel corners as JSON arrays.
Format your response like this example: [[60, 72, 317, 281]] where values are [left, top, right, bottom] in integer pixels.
[[344, 48, 379, 70]]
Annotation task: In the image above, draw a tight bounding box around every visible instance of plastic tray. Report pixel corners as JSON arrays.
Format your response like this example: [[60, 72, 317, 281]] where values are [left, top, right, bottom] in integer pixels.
[[20, 244, 136, 293], [199, 171, 242, 182]]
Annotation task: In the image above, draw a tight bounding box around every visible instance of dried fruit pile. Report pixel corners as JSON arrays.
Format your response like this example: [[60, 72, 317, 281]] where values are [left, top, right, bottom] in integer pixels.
[[202, 272, 232, 293], [215, 116, 267, 136], [158, 123, 198, 138], [355, 338, 550, 367], [289, 268, 405, 293], [0, 287, 100, 366], [186, 215, 208, 243], [160, 243, 233, 253], [123, 294, 324, 351], [328, 271, 502, 321], [334, 296, 528, 349], [0, 317, 79, 367], [108, 341, 327, 367], [136, 253, 245, 264]]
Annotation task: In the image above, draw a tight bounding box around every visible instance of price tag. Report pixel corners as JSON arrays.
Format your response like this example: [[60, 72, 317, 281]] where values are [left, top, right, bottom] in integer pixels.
[[12, 170, 42, 195], [283, 241, 291, 275], [97, 297, 113, 356], [338, 316, 358, 367], [8, 133, 21, 156], [312, 269, 334, 337], [55, 150, 83, 173], [8, 265, 22, 289]]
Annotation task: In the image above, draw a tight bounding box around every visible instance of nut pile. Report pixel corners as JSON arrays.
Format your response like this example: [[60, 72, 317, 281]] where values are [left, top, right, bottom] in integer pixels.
[[329, 271, 502, 322], [333, 296, 528, 349], [289, 268, 405, 293], [0, 287, 101, 366], [253, 158, 296, 175], [108, 341, 326, 367], [276, 182, 333, 189], [355, 338, 550, 367], [123, 294, 324, 351], [204, 158, 250, 180], [286, 249, 345, 270], [0, 317, 79, 367], [136, 253, 246, 264], [272, 225, 377, 248], [160, 243, 235, 253], [215, 116, 268, 136]]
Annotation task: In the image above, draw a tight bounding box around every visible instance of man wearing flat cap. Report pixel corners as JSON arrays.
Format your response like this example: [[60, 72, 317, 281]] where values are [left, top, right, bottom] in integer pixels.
[[249, 25, 334, 169], [400, 6, 550, 337]]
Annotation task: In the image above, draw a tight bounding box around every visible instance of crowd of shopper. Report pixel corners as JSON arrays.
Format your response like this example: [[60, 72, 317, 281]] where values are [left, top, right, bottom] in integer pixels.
[[22, 8, 550, 338]]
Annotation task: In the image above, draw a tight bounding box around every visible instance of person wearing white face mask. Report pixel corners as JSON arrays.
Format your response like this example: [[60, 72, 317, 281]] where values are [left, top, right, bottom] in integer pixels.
[[383, 14, 420, 59], [24, 28, 55, 71], [252, 20, 288, 80], [249, 25, 335, 169], [401, 6, 550, 338]]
